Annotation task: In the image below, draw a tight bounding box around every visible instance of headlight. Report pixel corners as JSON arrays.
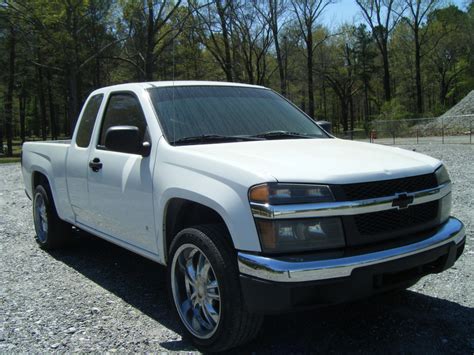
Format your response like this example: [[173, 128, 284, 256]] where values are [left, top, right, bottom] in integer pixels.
[[249, 183, 343, 253], [435, 165, 450, 185], [249, 183, 334, 205], [255, 217, 345, 253]]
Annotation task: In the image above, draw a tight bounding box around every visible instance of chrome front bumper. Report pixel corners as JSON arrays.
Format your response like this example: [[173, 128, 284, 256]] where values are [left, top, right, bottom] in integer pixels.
[[238, 217, 465, 283]]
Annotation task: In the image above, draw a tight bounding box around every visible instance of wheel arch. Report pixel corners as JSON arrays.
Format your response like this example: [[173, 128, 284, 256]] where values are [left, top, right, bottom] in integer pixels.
[[163, 198, 234, 263], [32, 170, 50, 190], [30, 170, 63, 218]]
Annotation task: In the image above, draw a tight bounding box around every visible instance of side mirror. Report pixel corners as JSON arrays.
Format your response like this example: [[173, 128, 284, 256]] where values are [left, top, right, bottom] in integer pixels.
[[104, 126, 151, 156]]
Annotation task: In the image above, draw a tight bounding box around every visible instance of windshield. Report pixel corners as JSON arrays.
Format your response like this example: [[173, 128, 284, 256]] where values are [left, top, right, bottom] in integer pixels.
[[148, 86, 328, 144]]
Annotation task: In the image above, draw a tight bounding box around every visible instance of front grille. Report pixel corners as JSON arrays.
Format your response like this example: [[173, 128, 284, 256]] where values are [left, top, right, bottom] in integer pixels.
[[354, 201, 439, 236], [340, 173, 437, 201]]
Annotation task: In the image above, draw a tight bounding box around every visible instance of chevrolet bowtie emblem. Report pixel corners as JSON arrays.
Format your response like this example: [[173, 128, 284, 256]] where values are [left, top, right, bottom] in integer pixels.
[[392, 193, 414, 210]]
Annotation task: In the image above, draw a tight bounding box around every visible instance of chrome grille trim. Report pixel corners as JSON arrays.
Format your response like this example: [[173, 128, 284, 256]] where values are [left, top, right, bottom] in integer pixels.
[[250, 182, 451, 219]]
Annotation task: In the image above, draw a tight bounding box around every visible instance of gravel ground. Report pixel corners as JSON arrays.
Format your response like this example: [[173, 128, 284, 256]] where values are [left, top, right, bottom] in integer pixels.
[[1, 144, 473, 353]]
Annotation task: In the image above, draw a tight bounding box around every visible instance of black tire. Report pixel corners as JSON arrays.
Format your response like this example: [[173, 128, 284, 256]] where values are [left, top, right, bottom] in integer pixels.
[[167, 224, 263, 352], [32, 184, 71, 250]]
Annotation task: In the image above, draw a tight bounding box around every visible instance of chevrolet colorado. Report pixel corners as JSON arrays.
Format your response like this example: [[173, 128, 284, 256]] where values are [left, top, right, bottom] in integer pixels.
[[21, 81, 465, 351]]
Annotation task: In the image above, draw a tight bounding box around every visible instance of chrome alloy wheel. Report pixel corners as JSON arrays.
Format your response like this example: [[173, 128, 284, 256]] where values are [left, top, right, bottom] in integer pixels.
[[171, 244, 221, 339], [34, 192, 48, 242]]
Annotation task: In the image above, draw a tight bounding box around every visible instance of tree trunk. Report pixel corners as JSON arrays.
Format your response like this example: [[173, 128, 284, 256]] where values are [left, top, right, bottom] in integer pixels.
[[95, 56, 101, 87], [67, 68, 81, 135], [4, 24, 16, 157], [283, 37, 289, 94], [274, 36, 285, 95], [269, 0, 285, 96], [145, 0, 155, 81], [300, 85, 306, 113], [258, 51, 268, 85], [381, 42, 391, 102], [306, 26, 315, 119], [439, 70, 447, 106], [245, 43, 254, 84], [68, 6, 83, 134], [36, 63, 48, 141], [63, 93, 69, 137], [349, 95, 355, 136], [19, 93, 26, 143], [322, 78, 327, 120], [230, 5, 240, 81], [47, 70, 57, 140], [414, 28, 423, 114], [341, 98, 349, 132], [363, 77, 369, 122], [33, 97, 39, 137], [216, 0, 233, 81], [0, 115, 3, 155]]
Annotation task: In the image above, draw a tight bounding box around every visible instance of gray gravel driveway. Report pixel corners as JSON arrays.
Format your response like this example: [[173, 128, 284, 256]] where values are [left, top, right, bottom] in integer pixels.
[[1, 143, 473, 353]]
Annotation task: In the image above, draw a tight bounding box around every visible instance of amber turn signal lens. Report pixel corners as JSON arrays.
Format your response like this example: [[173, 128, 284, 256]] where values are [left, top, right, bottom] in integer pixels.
[[249, 184, 269, 203], [255, 220, 277, 250]]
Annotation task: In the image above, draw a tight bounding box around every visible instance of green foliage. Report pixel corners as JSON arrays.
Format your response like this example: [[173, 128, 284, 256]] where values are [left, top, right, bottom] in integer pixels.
[[378, 99, 411, 120], [0, 157, 21, 164]]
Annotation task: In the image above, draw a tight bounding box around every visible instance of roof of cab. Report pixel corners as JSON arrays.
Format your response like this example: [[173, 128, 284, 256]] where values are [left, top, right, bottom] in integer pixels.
[[90, 80, 267, 96]]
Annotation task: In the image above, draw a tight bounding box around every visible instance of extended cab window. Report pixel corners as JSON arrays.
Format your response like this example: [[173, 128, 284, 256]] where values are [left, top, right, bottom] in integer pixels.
[[99, 93, 148, 148], [76, 94, 103, 148]]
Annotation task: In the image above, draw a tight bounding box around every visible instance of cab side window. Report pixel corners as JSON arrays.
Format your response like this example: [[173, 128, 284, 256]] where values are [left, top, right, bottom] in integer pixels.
[[76, 94, 103, 148], [99, 93, 148, 149]]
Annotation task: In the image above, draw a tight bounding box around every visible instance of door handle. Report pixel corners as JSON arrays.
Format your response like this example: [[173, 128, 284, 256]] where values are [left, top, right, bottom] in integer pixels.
[[89, 158, 103, 172]]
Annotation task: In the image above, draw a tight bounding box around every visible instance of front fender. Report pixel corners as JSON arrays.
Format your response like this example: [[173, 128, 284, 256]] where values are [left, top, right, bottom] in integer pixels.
[[154, 163, 263, 262]]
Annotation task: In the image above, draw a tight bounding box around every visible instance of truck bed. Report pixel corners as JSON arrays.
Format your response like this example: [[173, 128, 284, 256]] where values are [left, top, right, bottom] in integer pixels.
[[21, 140, 74, 223]]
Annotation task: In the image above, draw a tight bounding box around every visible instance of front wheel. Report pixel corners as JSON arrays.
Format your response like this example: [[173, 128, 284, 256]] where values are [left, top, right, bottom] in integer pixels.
[[168, 224, 263, 352]]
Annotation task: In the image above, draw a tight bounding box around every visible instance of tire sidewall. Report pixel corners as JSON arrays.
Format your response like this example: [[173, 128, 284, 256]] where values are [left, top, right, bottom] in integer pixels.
[[167, 226, 240, 349], [33, 185, 53, 247]]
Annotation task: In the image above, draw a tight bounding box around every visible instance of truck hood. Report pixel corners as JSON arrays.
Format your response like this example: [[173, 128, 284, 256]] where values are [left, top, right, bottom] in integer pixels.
[[172, 138, 441, 184]]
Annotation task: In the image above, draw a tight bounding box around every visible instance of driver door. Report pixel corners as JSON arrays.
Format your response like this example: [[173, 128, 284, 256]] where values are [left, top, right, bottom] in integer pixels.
[[85, 92, 157, 253]]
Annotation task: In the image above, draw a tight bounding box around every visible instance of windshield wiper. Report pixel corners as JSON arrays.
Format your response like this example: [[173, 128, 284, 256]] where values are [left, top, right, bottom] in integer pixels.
[[251, 130, 315, 139], [170, 134, 262, 146]]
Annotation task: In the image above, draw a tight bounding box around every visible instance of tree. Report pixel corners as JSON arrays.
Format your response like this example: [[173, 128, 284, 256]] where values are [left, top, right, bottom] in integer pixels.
[[321, 27, 360, 132], [292, 0, 335, 119], [8, 0, 125, 132], [0, 6, 17, 157], [234, 2, 273, 85], [426, 5, 469, 108], [400, 0, 440, 114], [4, 20, 16, 156], [356, 0, 402, 102], [353, 24, 378, 125], [192, 0, 235, 81], [257, 0, 288, 95], [120, 0, 186, 81]]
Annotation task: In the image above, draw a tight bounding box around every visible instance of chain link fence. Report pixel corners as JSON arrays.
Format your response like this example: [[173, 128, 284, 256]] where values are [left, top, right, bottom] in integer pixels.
[[336, 114, 474, 145]]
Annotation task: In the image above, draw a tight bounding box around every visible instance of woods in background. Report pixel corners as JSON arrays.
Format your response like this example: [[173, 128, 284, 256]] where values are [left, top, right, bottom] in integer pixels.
[[0, 0, 473, 156]]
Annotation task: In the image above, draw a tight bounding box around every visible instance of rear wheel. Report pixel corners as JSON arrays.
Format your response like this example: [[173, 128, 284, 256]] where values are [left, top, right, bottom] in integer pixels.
[[33, 184, 71, 249], [168, 224, 263, 352]]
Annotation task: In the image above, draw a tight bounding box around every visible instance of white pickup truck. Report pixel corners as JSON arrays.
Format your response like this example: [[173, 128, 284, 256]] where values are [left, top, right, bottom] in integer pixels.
[[22, 81, 465, 351]]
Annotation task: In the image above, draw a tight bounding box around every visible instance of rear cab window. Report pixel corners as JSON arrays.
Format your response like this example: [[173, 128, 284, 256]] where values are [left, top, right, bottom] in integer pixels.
[[76, 94, 104, 148]]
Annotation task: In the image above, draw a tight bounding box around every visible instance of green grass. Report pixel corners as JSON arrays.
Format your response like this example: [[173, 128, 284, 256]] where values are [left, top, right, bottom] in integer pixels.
[[0, 157, 21, 164]]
